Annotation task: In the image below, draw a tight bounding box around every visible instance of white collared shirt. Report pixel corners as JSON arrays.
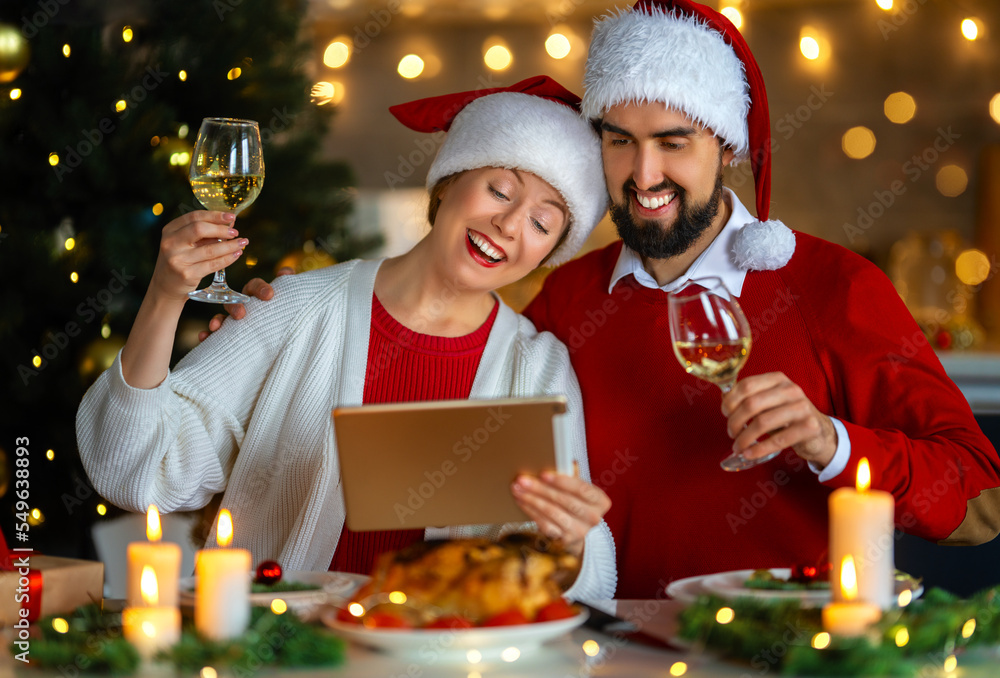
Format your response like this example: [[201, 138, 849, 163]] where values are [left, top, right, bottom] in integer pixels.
[[606, 188, 850, 482]]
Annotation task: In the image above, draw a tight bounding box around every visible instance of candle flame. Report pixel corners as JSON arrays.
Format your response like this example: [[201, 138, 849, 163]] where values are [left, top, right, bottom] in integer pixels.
[[146, 505, 162, 542], [840, 555, 858, 601], [217, 509, 234, 547], [856, 458, 871, 492], [140, 565, 159, 605]]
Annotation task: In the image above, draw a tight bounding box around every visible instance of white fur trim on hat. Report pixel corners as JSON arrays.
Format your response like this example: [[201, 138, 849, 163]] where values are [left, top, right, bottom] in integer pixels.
[[426, 92, 608, 267], [582, 7, 750, 162], [731, 219, 795, 271]]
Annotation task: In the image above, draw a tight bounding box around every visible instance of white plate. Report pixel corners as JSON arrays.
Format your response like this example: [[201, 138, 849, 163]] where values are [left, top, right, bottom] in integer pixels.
[[321, 609, 589, 660], [179, 571, 368, 607], [665, 573, 713, 604], [672, 568, 922, 608]]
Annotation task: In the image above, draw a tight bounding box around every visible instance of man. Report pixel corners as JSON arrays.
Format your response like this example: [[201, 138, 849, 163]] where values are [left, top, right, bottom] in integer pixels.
[[520, 0, 1000, 597], [222, 0, 1000, 598]]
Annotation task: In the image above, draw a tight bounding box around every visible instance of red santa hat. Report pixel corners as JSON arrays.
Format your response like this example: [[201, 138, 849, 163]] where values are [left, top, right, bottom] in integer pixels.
[[390, 76, 608, 267], [582, 0, 794, 271]]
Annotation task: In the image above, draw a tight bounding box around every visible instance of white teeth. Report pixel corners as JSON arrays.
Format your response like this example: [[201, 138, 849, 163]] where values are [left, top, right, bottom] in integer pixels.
[[637, 194, 673, 209], [468, 231, 505, 261]]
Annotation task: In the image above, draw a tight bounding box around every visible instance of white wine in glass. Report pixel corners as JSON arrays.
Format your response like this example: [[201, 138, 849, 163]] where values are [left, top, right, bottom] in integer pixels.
[[187, 117, 264, 304], [668, 277, 776, 471]]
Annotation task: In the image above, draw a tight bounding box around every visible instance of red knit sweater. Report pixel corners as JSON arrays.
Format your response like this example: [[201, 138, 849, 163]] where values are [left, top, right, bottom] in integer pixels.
[[330, 295, 499, 574], [525, 237, 1000, 598]]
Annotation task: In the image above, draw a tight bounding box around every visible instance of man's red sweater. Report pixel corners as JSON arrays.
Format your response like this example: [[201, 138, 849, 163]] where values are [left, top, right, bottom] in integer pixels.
[[524, 236, 1000, 598]]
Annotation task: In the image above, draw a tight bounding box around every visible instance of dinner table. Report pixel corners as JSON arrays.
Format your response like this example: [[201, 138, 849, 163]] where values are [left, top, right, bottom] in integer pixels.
[[3, 596, 998, 678]]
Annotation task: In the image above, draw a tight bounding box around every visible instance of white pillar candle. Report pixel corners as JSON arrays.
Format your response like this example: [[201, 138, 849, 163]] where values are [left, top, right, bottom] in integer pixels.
[[828, 458, 895, 609], [821, 601, 882, 636], [122, 606, 182, 659], [823, 555, 882, 636], [127, 506, 181, 608], [195, 509, 251, 640], [123, 565, 181, 660]]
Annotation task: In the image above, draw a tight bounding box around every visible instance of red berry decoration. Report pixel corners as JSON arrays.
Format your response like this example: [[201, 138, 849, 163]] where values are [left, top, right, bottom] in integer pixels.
[[255, 560, 283, 585], [790, 563, 822, 583]]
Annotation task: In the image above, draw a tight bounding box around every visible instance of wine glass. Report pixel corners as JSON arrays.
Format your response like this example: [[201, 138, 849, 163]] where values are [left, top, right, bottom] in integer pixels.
[[668, 277, 775, 471], [187, 117, 265, 304]]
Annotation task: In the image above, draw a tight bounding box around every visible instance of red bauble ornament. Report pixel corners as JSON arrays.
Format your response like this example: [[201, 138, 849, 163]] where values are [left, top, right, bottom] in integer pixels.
[[255, 560, 283, 585], [789, 562, 828, 584], [935, 329, 953, 350]]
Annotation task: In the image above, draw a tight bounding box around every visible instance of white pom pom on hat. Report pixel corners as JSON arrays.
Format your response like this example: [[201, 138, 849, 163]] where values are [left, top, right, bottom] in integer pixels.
[[583, 0, 795, 271], [390, 76, 608, 267]]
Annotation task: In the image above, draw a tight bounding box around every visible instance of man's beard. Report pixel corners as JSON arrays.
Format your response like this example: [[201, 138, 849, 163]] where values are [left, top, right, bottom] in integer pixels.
[[610, 170, 725, 260]]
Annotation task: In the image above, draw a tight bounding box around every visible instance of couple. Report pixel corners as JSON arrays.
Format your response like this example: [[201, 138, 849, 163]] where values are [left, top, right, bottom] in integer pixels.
[[79, 0, 1000, 599]]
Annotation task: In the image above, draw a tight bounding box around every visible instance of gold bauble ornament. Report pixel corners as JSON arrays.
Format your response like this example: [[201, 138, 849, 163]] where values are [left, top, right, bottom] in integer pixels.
[[0, 23, 31, 84], [79, 334, 127, 384], [276, 244, 336, 274]]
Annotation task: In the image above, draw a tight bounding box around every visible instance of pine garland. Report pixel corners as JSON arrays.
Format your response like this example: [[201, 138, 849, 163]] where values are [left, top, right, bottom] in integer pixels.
[[15, 605, 345, 675], [677, 585, 1000, 676]]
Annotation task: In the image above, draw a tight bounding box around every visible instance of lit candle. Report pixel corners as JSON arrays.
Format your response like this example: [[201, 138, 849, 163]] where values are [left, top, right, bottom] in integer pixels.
[[195, 509, 251, 640], [822, 555, 882, 636], [123, 565, 181, 659], [828, 458, 895, 609], [127, 505, 181, 607]]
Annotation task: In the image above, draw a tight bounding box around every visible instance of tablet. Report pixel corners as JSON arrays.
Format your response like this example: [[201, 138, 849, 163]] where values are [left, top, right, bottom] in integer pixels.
[[332, 396, 571, 531]]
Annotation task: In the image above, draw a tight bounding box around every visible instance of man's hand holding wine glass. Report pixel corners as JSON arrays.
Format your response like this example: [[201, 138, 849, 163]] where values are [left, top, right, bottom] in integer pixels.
[[721, 372, 839, 470]]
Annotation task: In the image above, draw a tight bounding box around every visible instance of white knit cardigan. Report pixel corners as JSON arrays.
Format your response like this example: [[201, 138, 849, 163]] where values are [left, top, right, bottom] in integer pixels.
[[77, 258, 617, 600]]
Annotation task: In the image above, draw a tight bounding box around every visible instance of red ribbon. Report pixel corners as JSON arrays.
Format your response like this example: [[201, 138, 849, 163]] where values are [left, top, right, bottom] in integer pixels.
[[24, 569, 43, 622]]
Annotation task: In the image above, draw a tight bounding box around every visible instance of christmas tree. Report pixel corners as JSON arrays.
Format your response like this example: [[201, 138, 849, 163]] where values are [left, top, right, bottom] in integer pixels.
[[0, 0, 376, 555]]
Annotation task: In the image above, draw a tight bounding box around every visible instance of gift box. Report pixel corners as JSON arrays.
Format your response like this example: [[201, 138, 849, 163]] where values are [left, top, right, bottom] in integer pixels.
[[0, 555, 104, 626]]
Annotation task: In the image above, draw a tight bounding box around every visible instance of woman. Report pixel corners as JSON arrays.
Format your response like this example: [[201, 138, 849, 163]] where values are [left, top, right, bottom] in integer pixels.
[[77, 77, 616, 599]]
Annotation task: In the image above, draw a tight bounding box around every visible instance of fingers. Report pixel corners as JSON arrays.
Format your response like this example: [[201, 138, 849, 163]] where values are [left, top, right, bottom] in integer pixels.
[[154, 212, 248, 299], [722, 371, 836, 465], [163, 210, 235, 238], [510, 473, 610, 552], [241, 277, 275, 301], [721, 373, 788, 418], [739, 420, 821, 461], [275, 266, 294, 277], [223, 303, 247, 319], [724, 378, 803, 438]]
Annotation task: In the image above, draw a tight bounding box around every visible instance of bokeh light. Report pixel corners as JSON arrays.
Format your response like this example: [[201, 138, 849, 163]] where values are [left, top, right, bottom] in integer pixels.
[[800, 35, 820, 60], [884, 91, 916, 123], [842, 126, 876, 159], [936, 165, 968, 197], [720, 7, 742, 29], [484, 44, 512, 71], [961, 18, 979, 41], [956, 250, 990, 286], [397, 54, 424, 79], [545, 33, 571, 59], [323, 39, 351, 68]]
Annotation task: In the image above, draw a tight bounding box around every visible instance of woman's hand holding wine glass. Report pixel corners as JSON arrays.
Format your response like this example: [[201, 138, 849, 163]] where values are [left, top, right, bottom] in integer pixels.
[[149, 210, 246, 302]]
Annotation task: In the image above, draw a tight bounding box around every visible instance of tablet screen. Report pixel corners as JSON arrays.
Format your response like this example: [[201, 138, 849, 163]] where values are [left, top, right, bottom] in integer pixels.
[[333, 396, 570, 531]]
